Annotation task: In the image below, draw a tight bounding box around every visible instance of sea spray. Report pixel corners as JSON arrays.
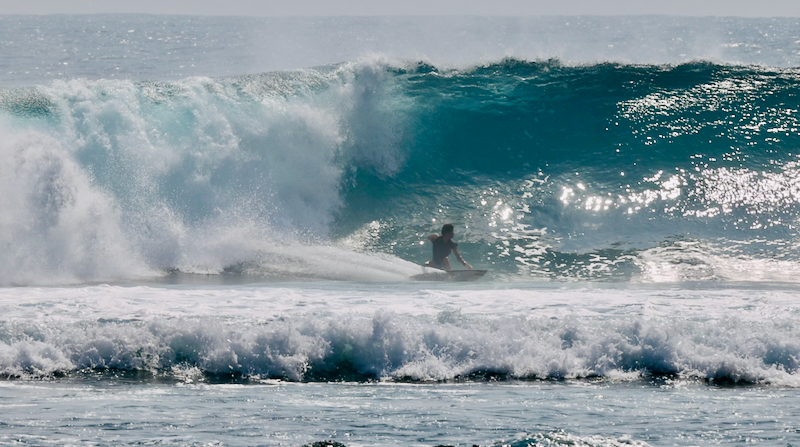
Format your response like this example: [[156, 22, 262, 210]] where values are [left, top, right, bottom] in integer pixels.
[[0, 61, 410, 285]]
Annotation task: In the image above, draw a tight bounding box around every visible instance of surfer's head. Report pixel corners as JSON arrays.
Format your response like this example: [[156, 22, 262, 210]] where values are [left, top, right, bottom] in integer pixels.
[[441, 224, 454, 237]]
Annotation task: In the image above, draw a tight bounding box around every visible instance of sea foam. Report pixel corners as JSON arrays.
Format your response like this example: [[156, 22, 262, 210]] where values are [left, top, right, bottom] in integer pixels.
[[0, 60, 409, 285], [2, 306, 799, 385], [2, 285, 799, 386]]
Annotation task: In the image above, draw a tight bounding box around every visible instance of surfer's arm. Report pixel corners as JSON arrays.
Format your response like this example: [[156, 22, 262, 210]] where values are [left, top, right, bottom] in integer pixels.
[[428, 234, 438, 243], [452, 247, 472, 270]]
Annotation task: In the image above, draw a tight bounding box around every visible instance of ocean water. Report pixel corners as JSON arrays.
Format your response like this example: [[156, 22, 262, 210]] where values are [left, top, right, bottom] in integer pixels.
[[2, 14, 800, 446]]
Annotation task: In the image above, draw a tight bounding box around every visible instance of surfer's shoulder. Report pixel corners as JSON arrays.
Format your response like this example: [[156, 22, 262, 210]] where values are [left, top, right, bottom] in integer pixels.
[[428, 234, 438, 242]]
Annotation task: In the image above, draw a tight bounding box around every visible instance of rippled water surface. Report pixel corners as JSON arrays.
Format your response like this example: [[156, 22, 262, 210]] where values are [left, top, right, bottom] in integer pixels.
[[3, 379, 799, 446]]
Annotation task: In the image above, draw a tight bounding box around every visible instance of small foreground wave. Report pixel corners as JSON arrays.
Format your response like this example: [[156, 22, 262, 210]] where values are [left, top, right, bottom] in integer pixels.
[[2, 310, 799, 386], [498, 432, 651, 447], [303, 432, 652, 447]]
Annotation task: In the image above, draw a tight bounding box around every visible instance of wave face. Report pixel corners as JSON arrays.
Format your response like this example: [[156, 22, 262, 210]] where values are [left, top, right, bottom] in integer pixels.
[[337, 60, 800, 281], [3, 59, 800, 283]]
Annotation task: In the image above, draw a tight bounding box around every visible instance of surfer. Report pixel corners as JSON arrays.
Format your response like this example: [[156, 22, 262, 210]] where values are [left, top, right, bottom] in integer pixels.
[[424, 224, 472, 271]]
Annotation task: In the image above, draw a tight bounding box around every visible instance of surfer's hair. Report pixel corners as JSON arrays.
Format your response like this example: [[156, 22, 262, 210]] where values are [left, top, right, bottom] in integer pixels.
[[441, 224, 454, 235]]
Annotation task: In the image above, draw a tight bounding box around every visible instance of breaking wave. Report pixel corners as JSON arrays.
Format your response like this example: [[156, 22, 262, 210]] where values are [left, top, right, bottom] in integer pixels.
[[2, 309, 800, 386], [3, 58, 800, 284]]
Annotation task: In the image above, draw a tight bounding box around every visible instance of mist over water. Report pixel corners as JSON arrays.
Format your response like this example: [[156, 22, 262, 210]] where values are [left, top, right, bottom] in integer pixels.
[[5, 15, 800, 85]]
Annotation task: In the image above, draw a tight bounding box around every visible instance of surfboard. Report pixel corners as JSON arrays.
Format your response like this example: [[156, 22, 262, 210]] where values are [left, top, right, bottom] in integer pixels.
[[410, 266, 488, 282]]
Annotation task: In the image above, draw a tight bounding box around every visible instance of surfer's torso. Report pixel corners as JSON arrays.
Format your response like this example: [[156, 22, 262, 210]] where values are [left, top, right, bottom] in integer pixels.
[[431, 236, 458, 268]]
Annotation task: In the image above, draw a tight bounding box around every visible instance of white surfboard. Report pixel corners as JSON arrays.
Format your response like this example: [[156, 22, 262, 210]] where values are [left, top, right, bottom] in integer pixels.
[[410, 266, 488, 282]]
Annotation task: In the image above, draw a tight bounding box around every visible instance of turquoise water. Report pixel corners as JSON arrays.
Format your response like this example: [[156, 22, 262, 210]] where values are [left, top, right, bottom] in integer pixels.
[[3, 14, 800, 446], [5, 53, 800, 283]]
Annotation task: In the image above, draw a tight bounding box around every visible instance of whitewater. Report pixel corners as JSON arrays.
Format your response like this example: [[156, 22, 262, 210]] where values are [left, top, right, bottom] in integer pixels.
[[2, 14, 800, 446]]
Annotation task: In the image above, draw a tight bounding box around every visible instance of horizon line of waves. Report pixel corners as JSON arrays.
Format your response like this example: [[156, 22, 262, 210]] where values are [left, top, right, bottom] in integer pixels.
[[2, 312, 800, 386], [0, 57, 794, 94]]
